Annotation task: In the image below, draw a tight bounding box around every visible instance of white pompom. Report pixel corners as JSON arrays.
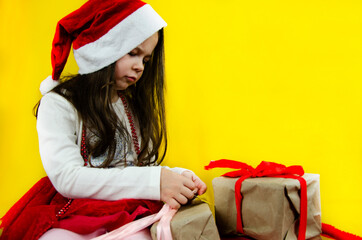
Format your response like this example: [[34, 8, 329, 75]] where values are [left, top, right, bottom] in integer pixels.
[[40, 76, 59, 95]]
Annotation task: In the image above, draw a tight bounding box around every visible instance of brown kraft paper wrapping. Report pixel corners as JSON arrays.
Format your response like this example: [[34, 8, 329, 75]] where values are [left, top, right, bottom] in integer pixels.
[[151, 201, 220, 240], [213, 173, 321, 240]]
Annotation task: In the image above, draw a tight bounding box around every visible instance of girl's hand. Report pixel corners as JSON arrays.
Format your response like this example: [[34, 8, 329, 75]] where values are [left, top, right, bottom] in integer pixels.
[[160, 168, 196, 209], [181, 171, 207, 196]]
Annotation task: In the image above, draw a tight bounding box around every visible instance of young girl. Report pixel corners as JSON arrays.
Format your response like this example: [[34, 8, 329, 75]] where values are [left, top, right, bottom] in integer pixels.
[[0, 0, 206, 239]]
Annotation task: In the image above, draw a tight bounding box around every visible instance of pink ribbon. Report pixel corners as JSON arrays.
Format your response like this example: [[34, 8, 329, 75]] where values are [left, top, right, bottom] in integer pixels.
[[92, 204, 177, 240]]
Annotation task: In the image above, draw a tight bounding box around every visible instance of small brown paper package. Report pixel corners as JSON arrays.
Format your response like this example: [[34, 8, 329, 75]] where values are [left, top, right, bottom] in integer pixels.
[[150, 200, 220, 240], [213, 173, 321, 240]]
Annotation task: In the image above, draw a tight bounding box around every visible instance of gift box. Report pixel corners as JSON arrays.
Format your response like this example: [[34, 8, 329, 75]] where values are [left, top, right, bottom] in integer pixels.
[[150, 200, 220, 240], [213, 173, 321, 240]]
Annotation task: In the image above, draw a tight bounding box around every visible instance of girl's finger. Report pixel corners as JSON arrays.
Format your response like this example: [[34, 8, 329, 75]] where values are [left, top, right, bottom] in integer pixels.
[[180, 186, 195, 200], [182, 177, 196, 191], [167, 198, 181, 210], [197, 184, 207, 195], [175, 193, 189, 205]]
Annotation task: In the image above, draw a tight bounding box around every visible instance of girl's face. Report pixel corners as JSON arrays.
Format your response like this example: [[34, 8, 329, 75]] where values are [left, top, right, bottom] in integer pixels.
[[113, 32, 159, 94]]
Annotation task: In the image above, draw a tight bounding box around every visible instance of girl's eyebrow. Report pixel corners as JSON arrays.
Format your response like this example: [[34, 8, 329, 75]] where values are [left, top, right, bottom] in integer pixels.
[[133, 47, 152, 57]]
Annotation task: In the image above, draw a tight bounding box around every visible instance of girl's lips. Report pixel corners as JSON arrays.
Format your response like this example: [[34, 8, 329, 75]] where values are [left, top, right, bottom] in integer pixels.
[[126, 76, 136, 82]]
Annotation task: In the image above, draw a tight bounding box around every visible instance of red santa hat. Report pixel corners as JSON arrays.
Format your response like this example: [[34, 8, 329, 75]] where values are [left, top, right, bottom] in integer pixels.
[[40, 0, 166, 95]]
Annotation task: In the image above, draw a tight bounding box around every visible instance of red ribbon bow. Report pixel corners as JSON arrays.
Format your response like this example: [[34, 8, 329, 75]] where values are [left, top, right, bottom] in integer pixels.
[[205, 160, 307, 240]]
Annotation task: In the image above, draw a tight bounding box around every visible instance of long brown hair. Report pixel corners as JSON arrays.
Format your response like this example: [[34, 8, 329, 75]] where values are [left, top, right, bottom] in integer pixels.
[[35, 29, 167, 167]]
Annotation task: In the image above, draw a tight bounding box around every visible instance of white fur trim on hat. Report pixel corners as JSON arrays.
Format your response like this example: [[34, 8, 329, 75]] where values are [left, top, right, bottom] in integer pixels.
[[40, 76, 59, 95], [74, 4, 167, 75]]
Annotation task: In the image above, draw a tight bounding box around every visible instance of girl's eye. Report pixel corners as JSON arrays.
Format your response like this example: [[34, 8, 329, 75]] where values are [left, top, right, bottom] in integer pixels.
[[128, 51, 137, 56], [143, 58, 150, 64]]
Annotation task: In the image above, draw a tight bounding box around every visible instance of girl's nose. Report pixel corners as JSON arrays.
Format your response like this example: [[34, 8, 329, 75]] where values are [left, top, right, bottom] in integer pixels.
[[133, 59, 144, 72]]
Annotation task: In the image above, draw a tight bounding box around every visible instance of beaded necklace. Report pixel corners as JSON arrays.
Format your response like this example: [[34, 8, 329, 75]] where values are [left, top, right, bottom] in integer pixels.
[[119, 94, 141, 156], [57, 94, 141, 218], [81, 94, 141, 166]]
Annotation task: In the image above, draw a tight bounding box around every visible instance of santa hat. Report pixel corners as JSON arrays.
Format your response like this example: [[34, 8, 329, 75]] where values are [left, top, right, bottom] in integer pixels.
[[40, 0, 166, 95]]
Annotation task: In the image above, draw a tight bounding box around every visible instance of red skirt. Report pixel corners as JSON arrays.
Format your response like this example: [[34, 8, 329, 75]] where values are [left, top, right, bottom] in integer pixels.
[[0, 177, 163, 240]]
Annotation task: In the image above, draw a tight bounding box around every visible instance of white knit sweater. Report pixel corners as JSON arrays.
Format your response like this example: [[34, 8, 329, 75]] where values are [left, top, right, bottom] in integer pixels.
[[37, 92, 186, 201]]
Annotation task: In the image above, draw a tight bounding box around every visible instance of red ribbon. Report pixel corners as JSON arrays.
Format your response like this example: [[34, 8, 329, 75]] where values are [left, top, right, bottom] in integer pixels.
[[321, 223, 362, 240], [205, 160, 307, 240]]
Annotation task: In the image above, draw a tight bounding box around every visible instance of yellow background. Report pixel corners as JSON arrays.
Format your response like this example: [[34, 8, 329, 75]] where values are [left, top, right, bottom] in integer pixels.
[[1, 0, 361, 237]]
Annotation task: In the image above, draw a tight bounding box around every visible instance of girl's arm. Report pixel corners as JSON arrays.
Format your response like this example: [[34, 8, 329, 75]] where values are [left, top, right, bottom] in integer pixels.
[[38, 92, 164, 201]]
